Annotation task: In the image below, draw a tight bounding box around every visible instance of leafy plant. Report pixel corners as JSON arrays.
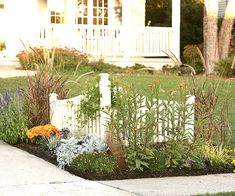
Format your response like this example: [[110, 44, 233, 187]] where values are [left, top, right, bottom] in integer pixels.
[[55, 137, 82, 169], [107, 80, 194, 171], [200, 144, 234, 168], [40, 135, 60, 155], [125, 145, 155, 171], [55, 135, 108, 169], [215, 50, 235, 77], [148, 147, 167, 172], [76, 135, 108, 153], [164, 139, 189, 169], [77, 80, 100, 128], [70, 152, 117, 174], [0, 89, 29, 144]]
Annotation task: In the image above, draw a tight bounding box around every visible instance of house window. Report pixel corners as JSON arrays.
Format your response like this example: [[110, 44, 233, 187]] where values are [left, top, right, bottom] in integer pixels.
[[76, 0, 88, 25], [75, 0, 108, 25], [51, 11, 65, 24], [0, 0, 4, 10], [49, 0, 65, 24], [93, 0, 108, 25]]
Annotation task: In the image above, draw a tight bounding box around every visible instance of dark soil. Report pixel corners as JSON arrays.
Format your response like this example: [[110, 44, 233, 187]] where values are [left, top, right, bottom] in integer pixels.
[[14, 143, 233, 181]]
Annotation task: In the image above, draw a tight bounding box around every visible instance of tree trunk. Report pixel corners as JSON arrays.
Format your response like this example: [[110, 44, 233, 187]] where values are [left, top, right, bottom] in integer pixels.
[[203, 0, 219, 75], [218, 0, 235, 59]]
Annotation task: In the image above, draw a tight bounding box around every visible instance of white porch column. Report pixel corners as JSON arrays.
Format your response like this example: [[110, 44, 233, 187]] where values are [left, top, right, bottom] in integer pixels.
[[172, 0, 181, 60], [122, 0, 145, 58], [4, 0, 38, 57]]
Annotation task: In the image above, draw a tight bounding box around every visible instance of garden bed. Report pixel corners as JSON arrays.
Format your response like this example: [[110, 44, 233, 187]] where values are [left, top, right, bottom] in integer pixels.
[[14, 143, 233, 181]]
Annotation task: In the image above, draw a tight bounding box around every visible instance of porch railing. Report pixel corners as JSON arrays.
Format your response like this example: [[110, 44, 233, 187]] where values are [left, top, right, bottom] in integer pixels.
[[36, 25, 174, 58]]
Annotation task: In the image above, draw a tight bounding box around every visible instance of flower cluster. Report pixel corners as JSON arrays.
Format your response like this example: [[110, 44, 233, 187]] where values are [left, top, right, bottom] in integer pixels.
[[232, 149, 235, 173], [26, 124, 60, 139]]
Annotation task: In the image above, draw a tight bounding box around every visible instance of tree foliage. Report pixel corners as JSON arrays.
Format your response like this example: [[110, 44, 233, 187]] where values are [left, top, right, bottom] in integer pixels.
[[146, 0, 203, 53]]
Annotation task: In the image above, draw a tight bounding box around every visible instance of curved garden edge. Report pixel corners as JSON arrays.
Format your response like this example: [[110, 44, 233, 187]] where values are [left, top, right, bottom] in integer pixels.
[[14, 143, 233, 181]]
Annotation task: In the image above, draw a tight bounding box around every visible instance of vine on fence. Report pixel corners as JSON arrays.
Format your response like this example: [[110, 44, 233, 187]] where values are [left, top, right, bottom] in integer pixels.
[[77, 78, 101, 128]]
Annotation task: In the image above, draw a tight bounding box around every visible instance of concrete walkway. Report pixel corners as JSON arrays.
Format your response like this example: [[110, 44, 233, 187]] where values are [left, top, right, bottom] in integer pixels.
[[1, 141, 235, 196], [0, 70, 36, 78], [99, 173, 235, 196], [0, 140, 134, 196]]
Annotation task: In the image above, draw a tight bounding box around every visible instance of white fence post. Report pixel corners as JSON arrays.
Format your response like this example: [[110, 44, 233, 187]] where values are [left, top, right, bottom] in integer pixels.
[[186, 95, 195, 138], [99, 73, 111, 140], [49, 93, 58, 127]]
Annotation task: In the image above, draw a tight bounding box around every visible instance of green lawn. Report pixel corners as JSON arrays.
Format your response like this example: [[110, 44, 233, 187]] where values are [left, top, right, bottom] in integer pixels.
[[197, 192, 235, 196], [0, 72, 234, 147]]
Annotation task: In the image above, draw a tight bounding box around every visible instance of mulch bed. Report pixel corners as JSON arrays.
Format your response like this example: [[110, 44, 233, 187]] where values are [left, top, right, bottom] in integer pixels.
[[14, 143, 233, 181]]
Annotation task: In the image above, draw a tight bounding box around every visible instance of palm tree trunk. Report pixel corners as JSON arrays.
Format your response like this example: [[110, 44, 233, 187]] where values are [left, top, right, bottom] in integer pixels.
[[203, 0, 219, 75], [218, 0, 235, 59]]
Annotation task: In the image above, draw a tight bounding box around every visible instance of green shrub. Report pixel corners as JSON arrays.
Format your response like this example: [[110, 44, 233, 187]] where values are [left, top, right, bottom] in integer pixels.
[[70, 153, 117, 174], [148, 147, 167, 172], [0, 89, 29, 144], [85, 60, 123, 73], [216, 55, 235, 77], [183, 45, 204, 74], [164, 139, 190, 169]]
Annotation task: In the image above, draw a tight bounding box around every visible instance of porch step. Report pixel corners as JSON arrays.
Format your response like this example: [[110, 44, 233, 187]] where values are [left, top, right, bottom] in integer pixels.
[[0, 57, 21, 70], [90, 57, 175, 70]]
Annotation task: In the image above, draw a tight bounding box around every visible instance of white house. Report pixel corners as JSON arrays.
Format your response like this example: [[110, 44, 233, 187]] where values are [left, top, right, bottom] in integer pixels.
[[218, 0, 228, 18], [0, 0, 181, 69]]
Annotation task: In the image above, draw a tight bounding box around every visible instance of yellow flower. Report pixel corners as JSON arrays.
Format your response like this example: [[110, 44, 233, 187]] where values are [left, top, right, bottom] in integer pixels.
[[177, 81, 188, 89], [231, 160, 235, 165]]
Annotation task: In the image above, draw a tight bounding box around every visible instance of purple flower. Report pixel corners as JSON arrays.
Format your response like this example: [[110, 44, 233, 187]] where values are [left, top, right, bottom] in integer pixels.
[[4, 92, 11, 108], [16, 86, 22, 96], [60, 128, 70, 138], [0, 97, 2, 111]]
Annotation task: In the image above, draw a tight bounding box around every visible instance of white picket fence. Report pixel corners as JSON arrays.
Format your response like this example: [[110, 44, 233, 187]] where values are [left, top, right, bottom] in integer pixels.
[[49, 73, 195, 141]]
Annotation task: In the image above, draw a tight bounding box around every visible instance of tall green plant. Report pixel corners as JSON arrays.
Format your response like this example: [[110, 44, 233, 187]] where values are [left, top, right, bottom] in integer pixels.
[[0, 89, 29, 144], [107, 80, 194, 171]]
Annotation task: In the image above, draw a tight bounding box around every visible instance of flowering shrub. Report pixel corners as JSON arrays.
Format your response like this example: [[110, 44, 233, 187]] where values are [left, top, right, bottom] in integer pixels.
[[16, 47, 88, 70], [26, 124, 60, 140]]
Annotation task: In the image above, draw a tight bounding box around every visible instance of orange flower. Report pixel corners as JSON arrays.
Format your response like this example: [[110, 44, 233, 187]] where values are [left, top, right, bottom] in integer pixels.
[[26, 124, 60, 139]]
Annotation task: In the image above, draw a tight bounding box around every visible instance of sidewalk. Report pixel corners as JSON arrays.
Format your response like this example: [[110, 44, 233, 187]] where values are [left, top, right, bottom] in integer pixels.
[[99, 173, 235, 196], [1, 140, 235, 196], [0, 140, 133, 196], [0, 70, 36, 78]]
